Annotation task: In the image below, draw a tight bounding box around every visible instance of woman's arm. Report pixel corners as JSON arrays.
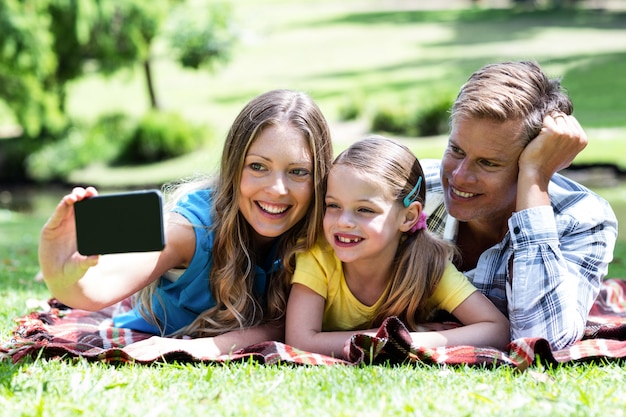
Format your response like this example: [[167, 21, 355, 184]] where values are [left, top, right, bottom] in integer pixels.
[[285, 283, 362, 358], [123, 321, 285, 360], [408, 291, 510, 351], [40, 187, 195, 310]]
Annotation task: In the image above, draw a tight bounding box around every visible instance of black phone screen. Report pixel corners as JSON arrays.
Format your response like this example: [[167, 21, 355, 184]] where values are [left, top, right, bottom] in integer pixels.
[[74, 190, 165, 255]]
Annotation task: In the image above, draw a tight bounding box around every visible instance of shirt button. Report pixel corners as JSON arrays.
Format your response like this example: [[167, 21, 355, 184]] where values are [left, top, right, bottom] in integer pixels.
[[513, 226, 520, 234]]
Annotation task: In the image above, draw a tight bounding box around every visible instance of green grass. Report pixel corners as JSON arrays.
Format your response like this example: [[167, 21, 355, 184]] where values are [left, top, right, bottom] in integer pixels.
[[2, 359, 625, 416], [2, 1, 626, 416]]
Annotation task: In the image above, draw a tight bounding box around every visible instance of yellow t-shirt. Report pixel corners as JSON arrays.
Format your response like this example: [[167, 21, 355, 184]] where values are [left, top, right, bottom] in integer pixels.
[[292, 239, 476, 331]]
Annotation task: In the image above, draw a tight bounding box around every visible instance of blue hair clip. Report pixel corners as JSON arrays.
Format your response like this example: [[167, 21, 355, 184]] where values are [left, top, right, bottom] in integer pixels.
[[403, 176, 422, 208]]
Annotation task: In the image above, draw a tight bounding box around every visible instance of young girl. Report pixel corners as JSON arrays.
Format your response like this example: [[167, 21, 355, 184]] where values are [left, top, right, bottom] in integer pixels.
[[285, 136, 509, 359], [39, 89, 334, 358]]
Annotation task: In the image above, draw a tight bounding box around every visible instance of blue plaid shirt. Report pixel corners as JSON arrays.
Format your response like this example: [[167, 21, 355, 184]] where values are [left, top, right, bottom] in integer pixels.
[[421, 159, 618, 349]]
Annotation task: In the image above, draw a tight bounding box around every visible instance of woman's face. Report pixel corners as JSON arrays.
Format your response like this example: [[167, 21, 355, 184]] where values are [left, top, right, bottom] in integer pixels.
[[239, 123, 314, 240]]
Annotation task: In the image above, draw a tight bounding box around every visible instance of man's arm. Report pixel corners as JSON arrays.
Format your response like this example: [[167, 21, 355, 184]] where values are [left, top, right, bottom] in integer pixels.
[[509, 114, 617, 349], [507, 197, 616, 349]]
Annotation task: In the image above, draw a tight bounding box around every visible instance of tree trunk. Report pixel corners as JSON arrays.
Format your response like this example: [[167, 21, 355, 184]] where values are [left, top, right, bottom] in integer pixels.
[[143, 58, 160, 110]]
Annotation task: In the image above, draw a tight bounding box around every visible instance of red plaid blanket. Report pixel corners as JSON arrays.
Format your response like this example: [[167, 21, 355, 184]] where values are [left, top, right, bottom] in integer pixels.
[[3, 279, 626, 368]]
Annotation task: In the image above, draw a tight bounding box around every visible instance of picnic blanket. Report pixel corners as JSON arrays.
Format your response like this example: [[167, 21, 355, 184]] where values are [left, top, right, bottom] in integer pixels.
[[2, 278, 626, 369]]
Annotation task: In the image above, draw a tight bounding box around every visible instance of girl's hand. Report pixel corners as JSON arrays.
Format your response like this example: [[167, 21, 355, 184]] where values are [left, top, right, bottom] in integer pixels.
[[343, 329, 377, 360], [38, 187, 100, 287]]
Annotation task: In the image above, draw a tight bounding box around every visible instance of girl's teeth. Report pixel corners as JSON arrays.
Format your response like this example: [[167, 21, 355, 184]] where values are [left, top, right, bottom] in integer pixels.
[[337, 236, 360, 243]]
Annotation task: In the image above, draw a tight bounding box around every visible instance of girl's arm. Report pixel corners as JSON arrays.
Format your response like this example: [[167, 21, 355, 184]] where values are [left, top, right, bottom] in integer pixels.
[[40, 188, 195, 310], [285, 283, 362, 358], [408, 291, 510, 350]]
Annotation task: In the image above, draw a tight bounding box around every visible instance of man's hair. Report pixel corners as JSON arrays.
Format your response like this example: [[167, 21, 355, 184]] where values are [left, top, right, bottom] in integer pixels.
[[451, 61, 573, 145]]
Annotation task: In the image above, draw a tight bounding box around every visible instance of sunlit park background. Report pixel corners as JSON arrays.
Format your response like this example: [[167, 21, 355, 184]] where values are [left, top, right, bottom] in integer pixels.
[[2, 0, 626, 416]]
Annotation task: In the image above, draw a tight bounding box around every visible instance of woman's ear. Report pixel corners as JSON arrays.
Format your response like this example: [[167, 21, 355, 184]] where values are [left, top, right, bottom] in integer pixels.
[[399, 201, 422, 233]]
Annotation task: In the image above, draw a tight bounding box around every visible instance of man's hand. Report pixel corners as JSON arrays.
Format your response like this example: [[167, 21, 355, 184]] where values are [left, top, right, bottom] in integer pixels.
[[518, 113, 588, 181]]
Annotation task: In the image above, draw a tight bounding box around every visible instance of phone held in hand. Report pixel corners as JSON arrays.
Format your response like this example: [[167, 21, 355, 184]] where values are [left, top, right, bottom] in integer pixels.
[[74, 190, 165, 255]]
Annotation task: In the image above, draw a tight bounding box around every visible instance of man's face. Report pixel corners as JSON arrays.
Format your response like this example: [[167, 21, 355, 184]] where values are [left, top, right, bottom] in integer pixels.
[[441, 116, 526, 228]]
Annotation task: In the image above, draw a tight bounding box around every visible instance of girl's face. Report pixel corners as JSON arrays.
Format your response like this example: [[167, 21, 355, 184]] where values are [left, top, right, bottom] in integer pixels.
[[239, 123, 314, 241], [323, 164, 406, 265]]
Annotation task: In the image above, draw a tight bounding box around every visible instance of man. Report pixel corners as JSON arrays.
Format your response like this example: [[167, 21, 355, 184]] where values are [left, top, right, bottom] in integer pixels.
[[423, 61, 618, 350]]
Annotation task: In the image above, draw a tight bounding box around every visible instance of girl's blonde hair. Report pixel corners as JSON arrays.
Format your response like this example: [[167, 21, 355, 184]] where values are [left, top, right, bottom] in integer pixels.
[[138, 89, 333, 336], [332, 136, 457, 329]]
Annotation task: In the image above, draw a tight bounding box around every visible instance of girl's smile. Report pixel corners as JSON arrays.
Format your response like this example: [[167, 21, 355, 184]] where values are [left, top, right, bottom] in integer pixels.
[[333, 233, 364, 246]]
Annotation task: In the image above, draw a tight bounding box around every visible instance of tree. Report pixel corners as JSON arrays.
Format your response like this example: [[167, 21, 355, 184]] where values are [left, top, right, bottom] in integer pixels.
[[0, 0, 238, 181], [49, 0, 173, 110], [0, 0, 64, 138], [0, 0, 170, 138], [167, 2, 237, 71]]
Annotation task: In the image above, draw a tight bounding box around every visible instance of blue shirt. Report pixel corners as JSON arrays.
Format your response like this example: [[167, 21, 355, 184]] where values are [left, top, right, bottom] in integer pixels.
[[421, 159, 618, 349], [113, 189, 280, 335]]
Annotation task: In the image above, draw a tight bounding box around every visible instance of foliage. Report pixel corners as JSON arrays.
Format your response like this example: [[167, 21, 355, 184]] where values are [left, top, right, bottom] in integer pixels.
[[167, 2, 238, 70], [118, 111, 211, 164], [25, 110, 213, 181], [337, 93, 366, 121], [0, 0, 171, 138], [0, 0, 65, 137], [414, 96, 454, 137], [371, 96, 454, 137], [0, 0, 235, 183], [371, 103, 413, 136], [25, 113, 136, 182], [88, 112, 137, 154], [609, 242, 626, 279], [86, 0, 172, 71], [0, 0, 168, 182]]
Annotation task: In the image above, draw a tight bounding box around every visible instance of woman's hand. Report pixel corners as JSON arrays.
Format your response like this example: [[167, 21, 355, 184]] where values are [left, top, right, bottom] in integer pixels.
[[39, 187, 100, 288], [123, 336, 222, 361], [39, 195, 193, 311]]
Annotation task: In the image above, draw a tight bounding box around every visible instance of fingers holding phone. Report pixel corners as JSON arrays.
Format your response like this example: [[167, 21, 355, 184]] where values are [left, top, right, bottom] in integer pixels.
[[39, 188, 170, 310], [39, 188, 165, 291], [39, 187, 102, 286], [42, 187, 98, 233]]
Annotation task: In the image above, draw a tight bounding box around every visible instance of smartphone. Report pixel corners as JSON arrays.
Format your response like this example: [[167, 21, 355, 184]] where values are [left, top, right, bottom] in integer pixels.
[[74, 190, 165, 255]]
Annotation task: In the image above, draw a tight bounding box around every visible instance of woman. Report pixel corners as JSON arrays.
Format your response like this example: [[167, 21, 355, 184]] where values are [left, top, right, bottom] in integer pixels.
[[39, 89, 334, 358]]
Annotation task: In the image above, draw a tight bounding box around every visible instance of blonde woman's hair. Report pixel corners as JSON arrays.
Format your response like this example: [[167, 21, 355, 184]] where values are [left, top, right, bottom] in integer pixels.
[[332, 136, 457, 330], [137, 89, 333, 336]]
